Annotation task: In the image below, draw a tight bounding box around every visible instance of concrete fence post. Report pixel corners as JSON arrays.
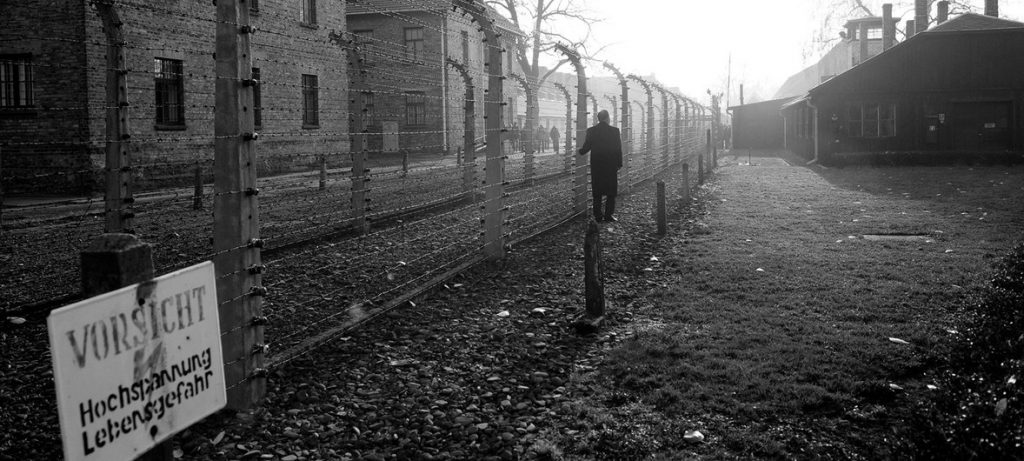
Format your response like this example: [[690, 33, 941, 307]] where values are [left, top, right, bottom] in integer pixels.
[[94, 1, 134, 234], [455, 0, 505, 259], [214, 0, 265, 410]]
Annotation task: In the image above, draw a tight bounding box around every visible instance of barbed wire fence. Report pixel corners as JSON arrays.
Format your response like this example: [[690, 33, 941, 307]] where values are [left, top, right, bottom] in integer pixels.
[[0, 0, 720, 410]]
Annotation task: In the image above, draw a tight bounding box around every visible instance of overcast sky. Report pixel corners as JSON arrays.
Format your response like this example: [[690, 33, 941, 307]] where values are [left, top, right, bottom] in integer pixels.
[[544, 0, 1024, 106]]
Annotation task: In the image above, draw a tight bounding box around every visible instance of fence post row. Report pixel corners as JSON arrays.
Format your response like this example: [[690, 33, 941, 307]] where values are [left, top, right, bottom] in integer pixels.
[[446, 59, 476, 198], [603, 62, 630, 194], [342, 40, 370, 235], [213, 0, 265, 410], [508, 73, 536, 182], [557, 44, 589, 216], [454, 0, 506, 260], [93, 1, 134, 234], [654, 85, 670, 171], [627, 74, 654, 181], [553, 82, 573, 175]]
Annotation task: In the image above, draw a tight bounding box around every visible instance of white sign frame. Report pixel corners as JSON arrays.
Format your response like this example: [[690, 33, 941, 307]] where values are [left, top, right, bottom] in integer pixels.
[[48, 261, 226, 461]]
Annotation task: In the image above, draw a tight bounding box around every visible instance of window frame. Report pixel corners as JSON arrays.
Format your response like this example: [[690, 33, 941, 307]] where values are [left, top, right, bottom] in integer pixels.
[[353, 29, 374, 65], [302, 73, 319, 128], [0, 54, 34, 111], [300, 0, 316, 25], [405, 91, 427, 127], [154, 57, 186, 129], [845, 102, 896, 138], [404, 27, 425, 62]]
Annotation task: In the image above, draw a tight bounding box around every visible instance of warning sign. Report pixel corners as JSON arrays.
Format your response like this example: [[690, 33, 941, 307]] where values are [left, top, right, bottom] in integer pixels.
[[48, 262, 225, 461]]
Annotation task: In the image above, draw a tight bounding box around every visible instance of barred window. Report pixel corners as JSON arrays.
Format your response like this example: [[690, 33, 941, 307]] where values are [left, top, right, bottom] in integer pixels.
[[353, 30, 374, 64], [404, 28, 424, 61], [302, 74, 318, 127], [405, 91, 426, 126], [154, 58, 185, 126], [364, 91, 376, 128], [0, 55, 33, 109], [299, 0, 316, 25]]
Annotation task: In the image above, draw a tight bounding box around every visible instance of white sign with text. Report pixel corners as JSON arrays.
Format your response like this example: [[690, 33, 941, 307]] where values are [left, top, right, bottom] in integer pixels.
[[48, 262, 225, 461]]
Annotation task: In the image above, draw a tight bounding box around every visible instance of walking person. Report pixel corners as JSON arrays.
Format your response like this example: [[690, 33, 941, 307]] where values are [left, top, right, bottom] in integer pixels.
[[578, 110, 623, 222], [550, 125, 560, 154]]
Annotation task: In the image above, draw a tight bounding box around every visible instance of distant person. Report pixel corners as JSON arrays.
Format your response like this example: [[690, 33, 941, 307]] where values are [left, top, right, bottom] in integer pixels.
[[550, 125, 560, 154], [578, 110, 623, 222], [536, 125, 548, 153]]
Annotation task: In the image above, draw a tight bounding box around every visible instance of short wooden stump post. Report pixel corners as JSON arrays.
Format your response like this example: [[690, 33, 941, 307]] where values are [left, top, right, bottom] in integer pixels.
[[573, 219, 605, 334], [80, 233, 171, 460], [656, 181, 667, 235], [681, 163, 691, 204], [698, 154, 705, 185]]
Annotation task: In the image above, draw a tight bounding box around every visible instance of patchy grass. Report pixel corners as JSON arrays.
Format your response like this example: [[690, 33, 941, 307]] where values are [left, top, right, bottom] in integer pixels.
[[911, 243, 1024, 459], [553, 156, 1024, 459]]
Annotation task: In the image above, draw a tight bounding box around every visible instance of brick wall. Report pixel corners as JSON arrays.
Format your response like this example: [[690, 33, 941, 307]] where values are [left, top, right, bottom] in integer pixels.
[[1, 0, 349, 194]]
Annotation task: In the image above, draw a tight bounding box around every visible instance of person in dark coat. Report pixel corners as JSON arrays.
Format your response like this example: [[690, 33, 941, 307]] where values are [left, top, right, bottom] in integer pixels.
[[536, 125, 548, 152], [550, 125, 560, 154], [578, 110, 623, 222]]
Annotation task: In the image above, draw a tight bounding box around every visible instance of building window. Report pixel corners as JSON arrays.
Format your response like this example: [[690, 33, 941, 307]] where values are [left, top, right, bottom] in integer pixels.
[[0, 55, 34, 109], [846, 105, 862, 138], [846, 103, 896, 138], [299, 0, 316, 25], [364, 91, 376, 128], [353, 30, 374, 64], [154, 58, 185, 127], [302, 74, 318, 127], [252, 68, 262, 129], [460, 31, 469, 63], [404, 27, 424, 61], [250, 0, 259, 12], [867, 28, 882, 40], [879, 104, 895, 137], [405, 91, 426, 126]]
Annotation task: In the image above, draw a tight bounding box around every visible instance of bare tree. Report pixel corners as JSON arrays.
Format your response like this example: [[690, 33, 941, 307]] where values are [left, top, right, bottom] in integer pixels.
[[806, 0, 977, 61], [486, 0, 604, 106]]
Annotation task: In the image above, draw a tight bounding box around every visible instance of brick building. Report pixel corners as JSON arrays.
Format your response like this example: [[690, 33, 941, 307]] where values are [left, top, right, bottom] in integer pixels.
[[0, 0, 348, 193], [347, 0, 525, 154]]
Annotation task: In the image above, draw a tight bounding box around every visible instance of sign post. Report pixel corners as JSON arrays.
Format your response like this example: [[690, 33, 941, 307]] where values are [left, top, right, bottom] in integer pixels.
[[49, 262, 225, 461]]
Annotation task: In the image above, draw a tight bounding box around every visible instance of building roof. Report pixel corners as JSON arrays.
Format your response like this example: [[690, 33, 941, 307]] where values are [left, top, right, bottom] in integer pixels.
[[347, 0, 525, 36], [728, 96, 800, 111], [347, 0, 448, 15], [927, 12, 1024, 33], [805, 12, 1024, 98]]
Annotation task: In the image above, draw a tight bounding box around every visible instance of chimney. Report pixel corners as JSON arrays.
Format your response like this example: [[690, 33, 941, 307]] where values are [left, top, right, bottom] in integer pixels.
[[915, 0, 929, 34], [859, 22, 870, 64], [883, 3, 895, 50], [906, 20, 916, 39], [937, 1, 949, 24], [985, 0, 998, 17]]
